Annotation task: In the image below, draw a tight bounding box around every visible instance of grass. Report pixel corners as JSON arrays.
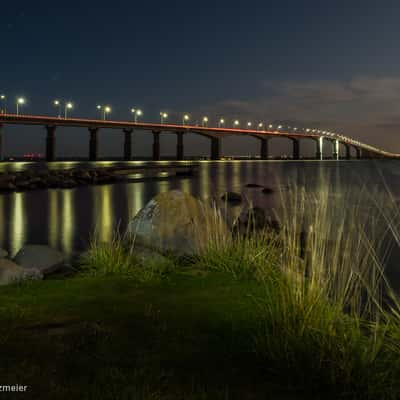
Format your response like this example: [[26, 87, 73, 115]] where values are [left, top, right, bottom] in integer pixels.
[[1, 178, 400, 399], [0, 274, 298, 400], [79, 232, 174, 283]]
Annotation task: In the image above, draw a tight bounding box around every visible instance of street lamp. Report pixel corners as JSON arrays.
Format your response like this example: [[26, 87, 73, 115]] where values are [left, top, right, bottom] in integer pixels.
[[247, 122, 252, 129], [218, 118, 225, 128], [233, 120, 239, 128], [53, 100, 61, 117], [131, 108, 142, 123], [103, 106, 111, 120], [0, 95, 6, 114], [202, 116, 208, 127], [64, 102, 73, 118], [258, 123, 263, 130], [182, 114, 190, 125], [277, 125, 282, 130], [160, 112, 168, 123], [97, 105, 102, 118], [268, 124, 273, 129], [16, 97, 25, 115]]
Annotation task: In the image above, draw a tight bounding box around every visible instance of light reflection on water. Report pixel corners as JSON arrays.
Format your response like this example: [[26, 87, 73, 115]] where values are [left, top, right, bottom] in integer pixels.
[[0, 160, 398, 262]]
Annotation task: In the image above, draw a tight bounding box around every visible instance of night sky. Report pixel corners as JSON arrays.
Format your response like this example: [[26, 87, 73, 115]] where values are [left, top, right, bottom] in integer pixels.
[[2, 0, 400, 157]]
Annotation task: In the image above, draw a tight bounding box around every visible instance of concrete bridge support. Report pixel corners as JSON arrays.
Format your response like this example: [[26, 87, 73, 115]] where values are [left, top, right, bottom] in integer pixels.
[[344, 144, 351, 160], [355, 147, 362, 159], [315, 137, 323, 160], [176, 132, 184, 160], [46, 126, 56, 162], [152, 131, 160, 161], [211, 137, 221, 160], [259, 138, 269, 160], [0, 124, 3, 161], [333, 139, 339, 160], [89, 128, 99, 161], [292, 139, 300, 160], [123, 129, 133, 160]]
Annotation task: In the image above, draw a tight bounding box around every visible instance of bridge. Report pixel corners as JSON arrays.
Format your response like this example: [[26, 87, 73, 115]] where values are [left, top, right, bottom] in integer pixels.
[[0, 114, 398, 161]]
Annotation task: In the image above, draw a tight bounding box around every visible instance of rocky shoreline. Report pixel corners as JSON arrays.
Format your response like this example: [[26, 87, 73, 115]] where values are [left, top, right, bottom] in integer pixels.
[[0, 165, 197, 192]]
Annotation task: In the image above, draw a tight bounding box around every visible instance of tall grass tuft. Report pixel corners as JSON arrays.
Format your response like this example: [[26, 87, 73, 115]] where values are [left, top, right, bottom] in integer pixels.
[[80, 231, 173, 282], [193, 203, 281, 281], [253, 181, 400, 398]]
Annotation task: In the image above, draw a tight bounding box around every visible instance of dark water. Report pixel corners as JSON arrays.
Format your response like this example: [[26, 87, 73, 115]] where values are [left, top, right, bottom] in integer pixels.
[[0, 159, 399, 280]]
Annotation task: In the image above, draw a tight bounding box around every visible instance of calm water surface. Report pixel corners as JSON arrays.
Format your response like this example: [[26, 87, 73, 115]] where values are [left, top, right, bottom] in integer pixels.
[[0, 159, 399, 282]]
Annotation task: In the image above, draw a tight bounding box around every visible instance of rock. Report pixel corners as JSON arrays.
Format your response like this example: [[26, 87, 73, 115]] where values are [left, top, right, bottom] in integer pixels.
[[127, 190, 225, 255], [262, 187, 274, 194], [221, 191, 242, 203], [0, 181, 17, 191], [0, 248, 8, 258], [133, 245, 172, 266], [239, 206, 266, 230], [245, 183, 263, 188], [265, 217, 280, 233], [15, 180, 31, 190], [13, 245, 67, 275], [0, 259, 43, 286], [59, 179, 77, 188], [0, 174, 16, 184]]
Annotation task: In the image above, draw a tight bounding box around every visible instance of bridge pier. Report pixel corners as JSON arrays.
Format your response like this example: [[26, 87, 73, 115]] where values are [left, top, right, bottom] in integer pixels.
[[332, 139, 339, 160], [89, 128, 99, 161], [46, 126, 56, 162], [315, 137, 323, 160], [260, 138, 269, 160], [355, 147, 362, 159], [292, 139, 300, 160], [152, 131, 160, 161], [344, 144, 351, 160], [176, 132, 184, 160], [0, 124, 3, 161], [211, 137, 221, 160], [123, 128, 133, 160]]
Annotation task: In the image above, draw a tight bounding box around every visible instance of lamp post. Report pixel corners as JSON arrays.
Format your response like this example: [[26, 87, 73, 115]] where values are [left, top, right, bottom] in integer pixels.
[[103, 106, 111, 120], [96, 105, 102, 119], [258, 123, 263, 131], [131, 108, 142, 123], [160, 112, 168, 124], [247, 122, 252, 129], [202, 116, 208, 127], [233, 120, 239, 128], [64, 102, 73, 118], [0, 95, 6, 114], [218, 118, 225, 128], [182, 114, 190, 126], [16, 97, 25, 115], [53, 100, 61, 117]]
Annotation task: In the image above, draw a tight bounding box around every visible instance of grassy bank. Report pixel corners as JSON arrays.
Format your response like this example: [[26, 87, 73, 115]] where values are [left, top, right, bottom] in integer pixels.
[[0, 273, 302, 400], [1, 181, 400, 399]]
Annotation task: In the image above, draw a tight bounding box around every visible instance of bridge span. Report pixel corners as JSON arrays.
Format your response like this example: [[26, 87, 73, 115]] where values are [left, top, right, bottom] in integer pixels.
[[0, 114, 398, 162]]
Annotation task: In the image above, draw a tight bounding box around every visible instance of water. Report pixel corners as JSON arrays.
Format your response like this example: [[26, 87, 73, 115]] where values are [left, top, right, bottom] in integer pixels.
[[0, 159, 399, 277]]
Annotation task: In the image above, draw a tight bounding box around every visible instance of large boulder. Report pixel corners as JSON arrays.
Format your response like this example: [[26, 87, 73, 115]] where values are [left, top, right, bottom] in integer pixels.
[[239, 206, 266, 230], [0, 248, 8, 258], [0, 259, 43, 286], [127, 190, 226, 254], [221, 191, 242, 203], [13, 245, 67, 275]]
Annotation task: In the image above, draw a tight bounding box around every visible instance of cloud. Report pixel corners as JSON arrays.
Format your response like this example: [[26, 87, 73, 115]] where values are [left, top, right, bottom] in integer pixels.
[[207, 76, 400, 151]]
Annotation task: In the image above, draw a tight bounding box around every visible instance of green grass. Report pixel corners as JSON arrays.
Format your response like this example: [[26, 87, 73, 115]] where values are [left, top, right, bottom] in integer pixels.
[[0, 273, 301, 400]]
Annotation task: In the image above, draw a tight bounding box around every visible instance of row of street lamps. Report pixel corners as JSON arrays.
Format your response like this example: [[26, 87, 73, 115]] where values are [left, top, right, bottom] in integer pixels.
[[0, 94, 343, 139], [0, 96, 288, 129]]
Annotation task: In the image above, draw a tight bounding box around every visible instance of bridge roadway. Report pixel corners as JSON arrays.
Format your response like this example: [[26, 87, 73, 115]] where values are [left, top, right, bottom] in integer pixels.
[[0, 114, 398, 161]]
